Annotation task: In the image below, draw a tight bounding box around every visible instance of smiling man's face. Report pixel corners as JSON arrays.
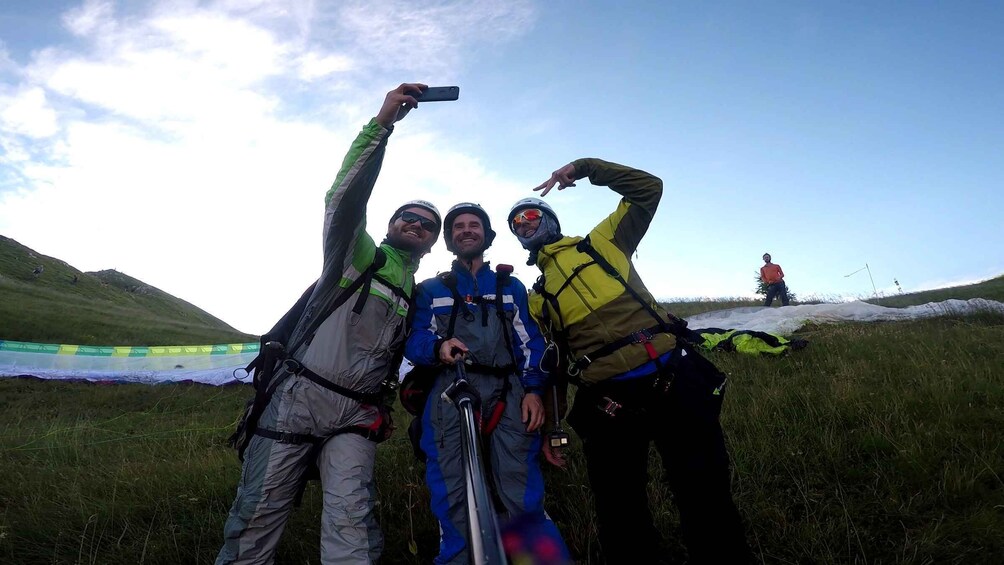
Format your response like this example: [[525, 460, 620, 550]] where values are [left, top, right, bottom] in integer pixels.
[[450, 212, 485, 259], [387, 207, 438, 253]]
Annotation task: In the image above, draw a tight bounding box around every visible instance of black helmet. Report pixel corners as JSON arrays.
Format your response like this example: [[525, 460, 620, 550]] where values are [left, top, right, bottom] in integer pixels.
[[443, 202, 496, 254]]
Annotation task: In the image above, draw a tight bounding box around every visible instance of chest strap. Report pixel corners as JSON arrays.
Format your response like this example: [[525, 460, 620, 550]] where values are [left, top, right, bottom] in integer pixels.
[[282, 358, 385, 405]]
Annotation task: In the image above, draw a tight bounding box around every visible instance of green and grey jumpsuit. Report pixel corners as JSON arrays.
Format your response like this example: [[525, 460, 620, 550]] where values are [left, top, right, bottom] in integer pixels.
[[216, 119, 418, 565]]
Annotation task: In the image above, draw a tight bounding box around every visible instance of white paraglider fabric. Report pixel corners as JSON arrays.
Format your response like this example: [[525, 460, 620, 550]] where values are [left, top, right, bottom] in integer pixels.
[[687, 298, 1004, 335], [2, 299, 1001, 386]]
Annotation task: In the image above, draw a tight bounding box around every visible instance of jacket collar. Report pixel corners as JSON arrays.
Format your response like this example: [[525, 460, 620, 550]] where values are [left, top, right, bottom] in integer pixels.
[[451, 259, 492, 279], [536, 236, 581, 267]]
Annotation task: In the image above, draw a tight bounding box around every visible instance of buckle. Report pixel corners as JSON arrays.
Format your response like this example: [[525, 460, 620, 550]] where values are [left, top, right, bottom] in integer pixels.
[[282, 358, 303, 375], [599, 396, 621, 417], [633, 328, 653, 343]]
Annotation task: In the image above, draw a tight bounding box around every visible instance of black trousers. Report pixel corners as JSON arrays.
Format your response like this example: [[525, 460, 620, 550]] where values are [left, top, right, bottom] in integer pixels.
[[764, 281, 790, 306], [567, 350, 751, 564]]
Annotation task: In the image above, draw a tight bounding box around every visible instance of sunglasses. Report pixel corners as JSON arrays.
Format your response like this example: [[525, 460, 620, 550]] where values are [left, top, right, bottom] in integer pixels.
[[399, 210, 439, 232], [511, 208, 543, 226]]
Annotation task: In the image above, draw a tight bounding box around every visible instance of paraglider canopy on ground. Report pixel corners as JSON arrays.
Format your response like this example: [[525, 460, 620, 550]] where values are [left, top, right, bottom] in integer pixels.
[[2, 299, 1002, 385]]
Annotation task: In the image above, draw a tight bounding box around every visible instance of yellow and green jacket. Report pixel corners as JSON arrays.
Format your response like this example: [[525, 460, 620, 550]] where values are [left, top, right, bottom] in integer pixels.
[[528, 158, 678, 385]]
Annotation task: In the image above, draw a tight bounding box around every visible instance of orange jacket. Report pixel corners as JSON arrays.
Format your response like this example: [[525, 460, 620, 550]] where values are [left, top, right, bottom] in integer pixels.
[[760, 263, 784, 284]]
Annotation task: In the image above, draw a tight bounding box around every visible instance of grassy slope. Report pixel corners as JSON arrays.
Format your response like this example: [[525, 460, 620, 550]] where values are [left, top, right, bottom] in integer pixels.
[[1, 254, 1002, 563], [869, 274, 1004, 307], [0, 235, 256, 345]]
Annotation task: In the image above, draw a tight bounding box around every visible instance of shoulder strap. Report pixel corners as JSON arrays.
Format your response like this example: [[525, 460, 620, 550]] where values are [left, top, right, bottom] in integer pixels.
[[288, 247, 390, 356], [532, 274, 568, 334], [495, 266, 518, 369], [439, 271, 464, 339], [575, 236, 686, 334], [350, 248, 387, 315]]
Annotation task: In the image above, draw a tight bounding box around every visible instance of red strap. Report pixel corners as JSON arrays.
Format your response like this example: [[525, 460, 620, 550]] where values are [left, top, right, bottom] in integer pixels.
[[643, 341, 659, 360], [483, 401, 506, 436]]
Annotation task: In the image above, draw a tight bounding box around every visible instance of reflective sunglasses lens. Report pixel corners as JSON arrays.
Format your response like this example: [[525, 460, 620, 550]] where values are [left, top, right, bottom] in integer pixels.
[[400, 211, 437, 232], [512, 208, 543, 225]]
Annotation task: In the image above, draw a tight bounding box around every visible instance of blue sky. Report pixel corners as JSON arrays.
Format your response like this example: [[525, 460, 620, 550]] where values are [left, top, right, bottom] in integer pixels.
[[1, 1, 1002, 336]]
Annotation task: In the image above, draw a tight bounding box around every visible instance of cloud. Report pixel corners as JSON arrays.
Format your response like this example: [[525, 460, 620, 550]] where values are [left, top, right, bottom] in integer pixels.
[[0, 87, 59, 137], [0, 0, 539, 334]]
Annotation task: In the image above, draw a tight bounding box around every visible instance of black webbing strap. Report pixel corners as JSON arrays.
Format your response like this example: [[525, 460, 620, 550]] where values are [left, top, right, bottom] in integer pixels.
[[255, 424, 382, 445], [494, 268, 519, 371], [373, 272, 410, 301], [440, 272, 465, 339], [552, 260, 597, 302], [575, 237, 674, 330], [254, 427, 322, 445], [282, 358, 384, 405], [555, 237, 687, 374], [257, 424, 386, 507], [286, 248, 387, 357], [569, 324, 667, 373], [351, 248, 388, 315]]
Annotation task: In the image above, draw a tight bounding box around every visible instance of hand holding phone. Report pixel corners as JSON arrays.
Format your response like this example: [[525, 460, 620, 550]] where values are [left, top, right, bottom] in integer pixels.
[[410, 86, 460, 102]]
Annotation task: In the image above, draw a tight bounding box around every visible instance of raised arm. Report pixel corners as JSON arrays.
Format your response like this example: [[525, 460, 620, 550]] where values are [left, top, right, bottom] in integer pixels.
[[536, 158, 663, 255], [320, 84, 428, 279]]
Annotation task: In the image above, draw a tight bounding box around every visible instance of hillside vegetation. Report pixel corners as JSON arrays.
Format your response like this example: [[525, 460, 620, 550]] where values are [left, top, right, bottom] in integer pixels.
[[1, 242, 1002, 563], [869, 273, 1004, 307], [0, 235, 256, 345]]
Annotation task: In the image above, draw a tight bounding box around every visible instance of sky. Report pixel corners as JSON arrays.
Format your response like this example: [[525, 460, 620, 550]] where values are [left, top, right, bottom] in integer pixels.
[[1, 0, 1002, 337]]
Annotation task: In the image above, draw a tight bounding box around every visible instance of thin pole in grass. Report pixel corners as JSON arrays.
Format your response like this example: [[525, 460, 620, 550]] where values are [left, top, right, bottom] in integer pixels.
[[845, 264, 879, 297]]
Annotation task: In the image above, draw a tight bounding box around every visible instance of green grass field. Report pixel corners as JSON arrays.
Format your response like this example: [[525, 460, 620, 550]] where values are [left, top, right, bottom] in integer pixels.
[[2, 246, 1003, 563]]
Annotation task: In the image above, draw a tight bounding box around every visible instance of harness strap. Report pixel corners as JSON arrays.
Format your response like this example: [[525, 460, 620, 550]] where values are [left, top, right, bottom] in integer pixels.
[[351, 248, 388, 315], [536, 237, 689, 376], [570, 324, 669, 373], [254, 427, 322, 445], [283, 358, 384, 405], [256, 424, 387, 507], [440, 273, 464, 338], [575, 237, 682, 331], [552, 260, 597, 302], [373, 272, 410, 301]]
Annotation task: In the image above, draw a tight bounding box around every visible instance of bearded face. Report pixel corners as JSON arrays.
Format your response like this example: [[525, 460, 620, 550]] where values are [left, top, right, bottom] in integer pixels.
[[450, 212, 485, 260], [386, 207, 439, 253]]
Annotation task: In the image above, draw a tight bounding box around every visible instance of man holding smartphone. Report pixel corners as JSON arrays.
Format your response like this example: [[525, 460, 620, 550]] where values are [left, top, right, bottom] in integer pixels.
[[216, 84, 442, 565]]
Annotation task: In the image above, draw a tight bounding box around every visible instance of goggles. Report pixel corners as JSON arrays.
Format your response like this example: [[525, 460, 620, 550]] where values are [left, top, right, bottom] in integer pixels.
[[399, 210, 439, 232], [511, 208, 543, 227]]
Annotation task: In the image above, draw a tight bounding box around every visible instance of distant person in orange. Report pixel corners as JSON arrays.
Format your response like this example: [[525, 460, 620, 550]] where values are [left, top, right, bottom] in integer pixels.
[[761, 253, 789, 306]]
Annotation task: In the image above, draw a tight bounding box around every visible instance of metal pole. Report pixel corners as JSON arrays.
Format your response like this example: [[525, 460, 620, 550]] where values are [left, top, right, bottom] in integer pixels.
[[865, 263, 878, 297], [442, 361, 507, 565]]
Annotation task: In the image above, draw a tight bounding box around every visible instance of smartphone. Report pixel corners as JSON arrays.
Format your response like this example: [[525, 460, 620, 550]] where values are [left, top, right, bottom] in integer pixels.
[[410, 86, 460, 102]]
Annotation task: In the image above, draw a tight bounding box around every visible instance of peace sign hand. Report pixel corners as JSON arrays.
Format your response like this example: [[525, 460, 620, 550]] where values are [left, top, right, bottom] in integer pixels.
[[534, 163, 578, 197]]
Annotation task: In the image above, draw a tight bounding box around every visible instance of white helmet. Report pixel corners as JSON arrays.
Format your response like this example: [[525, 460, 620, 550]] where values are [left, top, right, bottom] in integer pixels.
[[508, 197, 559, 234]]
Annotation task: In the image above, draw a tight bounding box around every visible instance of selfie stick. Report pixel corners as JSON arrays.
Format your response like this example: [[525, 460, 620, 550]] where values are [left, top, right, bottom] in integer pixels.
[[441, 358, 507, 564]]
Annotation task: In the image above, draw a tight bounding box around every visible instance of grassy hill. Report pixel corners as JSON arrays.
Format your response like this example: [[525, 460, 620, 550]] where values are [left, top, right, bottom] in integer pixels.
[[0, 235, 256, 345], [869, 274, 1004, 307], [1, 268, 1001, 563]]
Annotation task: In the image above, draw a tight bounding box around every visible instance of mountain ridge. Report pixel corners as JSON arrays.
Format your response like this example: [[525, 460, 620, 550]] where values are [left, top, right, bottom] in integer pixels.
[[0, 234, 257, 345]]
